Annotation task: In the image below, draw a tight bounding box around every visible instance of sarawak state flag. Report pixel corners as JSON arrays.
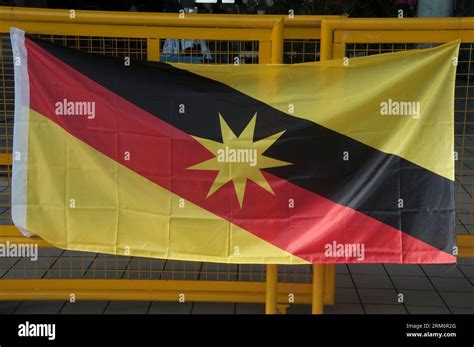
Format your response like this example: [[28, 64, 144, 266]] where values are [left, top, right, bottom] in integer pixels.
[[10, 28, 458, 264]]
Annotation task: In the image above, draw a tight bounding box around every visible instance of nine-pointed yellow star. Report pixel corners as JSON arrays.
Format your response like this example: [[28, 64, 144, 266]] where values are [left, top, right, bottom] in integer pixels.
[[188, 113, 291, 207]]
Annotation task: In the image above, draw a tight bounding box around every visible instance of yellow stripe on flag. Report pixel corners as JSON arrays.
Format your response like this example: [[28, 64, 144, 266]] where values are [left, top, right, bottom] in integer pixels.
[[26, 109, 308, 264], [173, 41, 459, 181]]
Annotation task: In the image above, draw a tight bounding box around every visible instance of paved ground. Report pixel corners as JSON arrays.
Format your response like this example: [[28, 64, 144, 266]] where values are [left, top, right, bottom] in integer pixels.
[[0, 249, 472, 314]]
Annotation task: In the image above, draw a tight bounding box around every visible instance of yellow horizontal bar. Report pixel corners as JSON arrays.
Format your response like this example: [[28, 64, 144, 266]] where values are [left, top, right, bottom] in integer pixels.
[[0, 225, 52, 247], [458, 235, 474, 246], [334, 30, 474, 43], [0, 236, 51, 247], [321, 17, 474, 67], [0, 21, 270, 41], [458, 235, 474, 258], [284, 15, 341, 26], [324, 17, 474, 31], [0, 279, 313, 304], [0, 7, 278, 28], [0, 225, 21, 236], [0, 153, 11, 165], [284, 27, 321, 40], [0, 7, 338, 29]]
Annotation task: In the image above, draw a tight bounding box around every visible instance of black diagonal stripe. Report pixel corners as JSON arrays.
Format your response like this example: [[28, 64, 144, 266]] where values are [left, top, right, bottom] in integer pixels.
[[27, 36, 455, 254]]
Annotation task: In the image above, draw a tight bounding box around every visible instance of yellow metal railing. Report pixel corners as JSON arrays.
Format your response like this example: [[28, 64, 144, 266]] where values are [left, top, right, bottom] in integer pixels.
[[319, 16, 474, 308], [0, 7, 339, 314]]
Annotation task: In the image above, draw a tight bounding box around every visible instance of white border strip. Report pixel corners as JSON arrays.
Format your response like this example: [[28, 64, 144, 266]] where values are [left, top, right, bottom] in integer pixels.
[[10, 27, 33, 236]]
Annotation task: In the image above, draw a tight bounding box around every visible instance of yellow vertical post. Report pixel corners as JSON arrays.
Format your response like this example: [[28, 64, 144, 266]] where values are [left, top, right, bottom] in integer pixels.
[[323, 264, 336, 305], [319, 19, 337, 306], [333, 42, 346, 60], [264, 17, 284, 315], [259, 41, 272, 64], [147, 38, 160, 62], [270, 17, 284, 64], [312, 264, 325, 314], [320, 19, 333, 61], [265, 264, 278, 314]]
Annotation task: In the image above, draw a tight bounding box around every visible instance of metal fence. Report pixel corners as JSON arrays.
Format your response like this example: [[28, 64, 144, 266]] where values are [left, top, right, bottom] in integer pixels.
[[0, 8, 473, 314], [320, 17, 474, 259], [0, 7, 328, 314]]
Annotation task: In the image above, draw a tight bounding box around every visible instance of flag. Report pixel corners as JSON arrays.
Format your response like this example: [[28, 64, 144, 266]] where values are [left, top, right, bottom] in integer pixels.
[[10, 28, 458, 264]]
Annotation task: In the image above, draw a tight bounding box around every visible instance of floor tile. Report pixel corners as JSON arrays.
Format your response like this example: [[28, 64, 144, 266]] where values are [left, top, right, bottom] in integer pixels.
[[363, 304, 407, 314], [325, 303, 364, 314], [456, 258, 474, 265], [391, 275, 434, 290], [384, 264, 424, 276], [439, 292, 474, 308], [458, 265, 474, 278], [352, 274, 393, 289], [0, 301, 22, 314], [348, 264, 386, 275], [401, 290, 446, 307], [15, 301, 65, 314], [405, 305, 451, 314], [336, 264, 349, 274], [430, 277, 474, 292], [148, 302, 192, 314], [192, 302, 235, 314], [286, 304, 311, 314], [421, 265, 464, 278], [335, 287, 360, 304], [358, 288, 398, 305], [235, 303, 264, 314], [104, 301, 151, 314], [450, 307, 474, 314], [336, 273, 354, 288], [60, 301, 108, 314]]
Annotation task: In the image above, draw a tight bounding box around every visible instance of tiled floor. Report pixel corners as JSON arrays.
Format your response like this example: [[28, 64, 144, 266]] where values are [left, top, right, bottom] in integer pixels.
[[0, 250, 472, 314]]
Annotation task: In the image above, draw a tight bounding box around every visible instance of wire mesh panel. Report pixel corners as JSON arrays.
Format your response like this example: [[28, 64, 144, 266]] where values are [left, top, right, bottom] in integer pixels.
[[159, 38, 259, 64], [32, 35, 148, 59], [345, 42, 473, 237], [284, 39, 320, 63], [0, 248, 314, 282]]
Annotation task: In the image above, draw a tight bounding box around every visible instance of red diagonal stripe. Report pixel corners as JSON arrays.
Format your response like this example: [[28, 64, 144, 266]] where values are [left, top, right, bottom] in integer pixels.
[[25, 37, 455, 263]]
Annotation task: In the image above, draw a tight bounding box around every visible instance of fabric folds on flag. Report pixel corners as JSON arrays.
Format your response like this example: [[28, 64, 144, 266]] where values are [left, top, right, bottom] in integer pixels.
[[10, 27, 459, 264]]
